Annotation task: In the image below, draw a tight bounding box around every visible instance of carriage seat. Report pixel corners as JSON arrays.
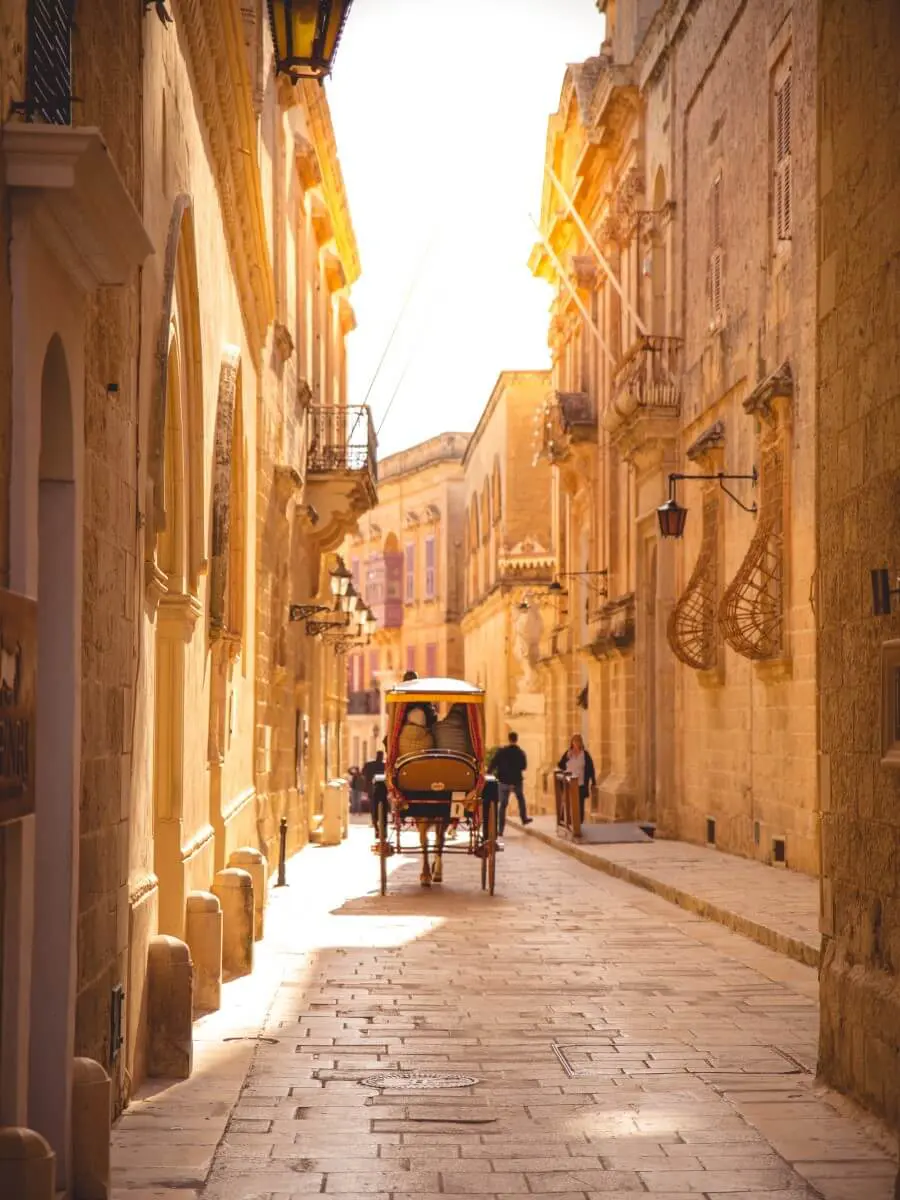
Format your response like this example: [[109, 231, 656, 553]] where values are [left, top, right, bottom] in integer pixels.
[[393, 749, 478, 797]]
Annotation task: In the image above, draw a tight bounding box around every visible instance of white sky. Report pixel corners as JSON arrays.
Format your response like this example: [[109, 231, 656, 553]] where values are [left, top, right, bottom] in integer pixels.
[[327, 0, 604, 458]]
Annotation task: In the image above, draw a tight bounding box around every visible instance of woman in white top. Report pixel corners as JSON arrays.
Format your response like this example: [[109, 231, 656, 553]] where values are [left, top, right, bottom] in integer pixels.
[[558, 733, 596, 824]]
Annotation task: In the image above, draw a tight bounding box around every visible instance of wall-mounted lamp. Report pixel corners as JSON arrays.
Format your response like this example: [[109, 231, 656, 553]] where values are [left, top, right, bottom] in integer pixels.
[[657, 469, 758, 539], [548, 570, 609, 602], [289, 557, 354, 622], [268, 0, 354, 81], [872, 568, 900, 616]]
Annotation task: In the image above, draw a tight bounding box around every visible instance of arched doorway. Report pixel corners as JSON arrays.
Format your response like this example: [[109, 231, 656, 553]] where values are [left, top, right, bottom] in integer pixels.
[[28, 334, 79, 1181]]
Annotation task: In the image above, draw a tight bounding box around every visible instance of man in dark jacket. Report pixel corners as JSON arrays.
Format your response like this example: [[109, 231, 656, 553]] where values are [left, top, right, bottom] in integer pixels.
[[489, 732, 533, 838]]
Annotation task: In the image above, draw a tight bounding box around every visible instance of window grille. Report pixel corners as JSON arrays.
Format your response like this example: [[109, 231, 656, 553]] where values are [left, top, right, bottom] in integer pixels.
[[774, 67, 793, 241], [24, 0, 74, 125], [406, 645, 416, 674], [708, 174, 724, 326], [425, 643, 438, 677]]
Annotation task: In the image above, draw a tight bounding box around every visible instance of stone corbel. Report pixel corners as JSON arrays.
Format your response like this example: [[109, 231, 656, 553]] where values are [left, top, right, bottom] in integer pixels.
[[572, 255, 598, 290], [322, 249, 346, 293], [145, 560, 169, 612], [274, 464, 303, 515], [273, 322, 295, 363], [294, 133, 322, 190], [309, 193, 333, 246]]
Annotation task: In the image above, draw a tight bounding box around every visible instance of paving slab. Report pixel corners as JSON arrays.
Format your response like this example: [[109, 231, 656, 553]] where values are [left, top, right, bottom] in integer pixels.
[[513, 815, 821, 966], [111, 827, 894, 1200]]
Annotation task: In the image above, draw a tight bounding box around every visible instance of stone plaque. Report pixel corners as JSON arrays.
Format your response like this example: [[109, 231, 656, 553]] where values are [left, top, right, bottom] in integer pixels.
[[0, 589, 36, 824]]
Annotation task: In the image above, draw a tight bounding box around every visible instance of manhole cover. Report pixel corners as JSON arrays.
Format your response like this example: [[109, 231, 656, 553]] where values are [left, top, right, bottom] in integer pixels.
[[359, 1071, 479, 1090]]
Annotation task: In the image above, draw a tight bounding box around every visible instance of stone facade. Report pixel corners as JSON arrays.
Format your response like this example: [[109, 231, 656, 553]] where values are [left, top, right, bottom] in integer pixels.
[[530, 0, 818, 871], [0, 1, 371, 1186], [341, 433, 468, 758], [816, 0, 900, 1129], [461, 371, 555, 808]]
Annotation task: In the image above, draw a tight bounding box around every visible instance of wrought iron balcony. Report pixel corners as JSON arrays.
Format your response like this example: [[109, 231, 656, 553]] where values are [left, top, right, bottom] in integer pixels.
[[307, 405, 377, 481], [305, 405, 378, 548], [347, 688, 381, 716], [536, 391, 596, 465]]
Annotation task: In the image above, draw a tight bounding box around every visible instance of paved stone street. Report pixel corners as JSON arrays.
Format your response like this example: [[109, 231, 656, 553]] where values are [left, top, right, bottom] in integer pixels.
[[112, 828, 896, 1200]]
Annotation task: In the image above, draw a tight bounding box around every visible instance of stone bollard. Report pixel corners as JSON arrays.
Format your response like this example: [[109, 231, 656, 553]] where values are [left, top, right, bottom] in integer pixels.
[[185, 891, 223, 1015], [147, 935, 193, 1079], [71, 1058, 111, 1199], [227, 848, 268, 941], [212, 867, 254, 978], [0, 1126, 55, 1199]]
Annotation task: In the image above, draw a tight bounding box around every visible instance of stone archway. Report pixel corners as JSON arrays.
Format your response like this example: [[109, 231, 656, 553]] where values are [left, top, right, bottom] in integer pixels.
[[28, 333, 79, 1186]]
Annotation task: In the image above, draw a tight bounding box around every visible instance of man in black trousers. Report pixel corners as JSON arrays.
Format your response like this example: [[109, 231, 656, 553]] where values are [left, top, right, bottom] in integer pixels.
[[489, 731, 533, 843]]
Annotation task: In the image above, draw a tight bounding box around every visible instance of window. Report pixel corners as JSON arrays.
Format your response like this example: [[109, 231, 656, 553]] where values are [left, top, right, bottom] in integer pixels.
[[425, 536, 436, 599], [368, 650, 379, 686], [708, 174, 724, 326], [404, 542, 415, 603], [406, 645, 416, 675], [774, 65, 793, 242], [425, 643, 438, 677], [24, 0, 74, 124]]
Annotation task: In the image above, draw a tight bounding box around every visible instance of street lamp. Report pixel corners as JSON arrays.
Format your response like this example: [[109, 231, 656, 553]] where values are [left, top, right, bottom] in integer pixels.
[[657, 469, 758, 539], [267, 0, 354, 80], [329, 557, 352, 600]]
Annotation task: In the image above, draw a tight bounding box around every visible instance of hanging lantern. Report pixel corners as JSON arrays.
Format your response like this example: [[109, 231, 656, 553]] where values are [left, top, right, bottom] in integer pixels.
[[268, 0, 354, 80], [656, 497, 688, 539]]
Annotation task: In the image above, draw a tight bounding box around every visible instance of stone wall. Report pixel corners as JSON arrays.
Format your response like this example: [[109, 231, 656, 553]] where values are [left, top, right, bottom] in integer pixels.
[[72, 1, 143, 1108], [666, 0, 819, 873], [816, 0, 900, 1126]]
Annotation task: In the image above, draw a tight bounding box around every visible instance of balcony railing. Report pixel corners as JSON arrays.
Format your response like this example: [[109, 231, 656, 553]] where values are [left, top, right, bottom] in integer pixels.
[[21, 0, 74, 124], [348, 689, 380, 716], [612, 336, 682, 414], [307, 405, 377, 482]]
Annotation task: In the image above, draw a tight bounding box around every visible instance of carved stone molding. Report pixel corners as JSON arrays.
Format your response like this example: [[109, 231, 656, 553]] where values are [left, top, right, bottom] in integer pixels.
[[273, 322, 295, 363], [178, 0, 275, 353], [572, 254, 598, 289]]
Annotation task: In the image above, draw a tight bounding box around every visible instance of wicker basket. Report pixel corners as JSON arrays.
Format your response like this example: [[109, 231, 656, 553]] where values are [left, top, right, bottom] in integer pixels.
[[398, 724, 434, 757]]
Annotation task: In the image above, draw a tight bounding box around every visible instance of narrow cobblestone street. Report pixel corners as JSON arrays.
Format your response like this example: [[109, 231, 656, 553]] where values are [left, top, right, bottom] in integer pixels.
[[112, 829, 896, 1200]]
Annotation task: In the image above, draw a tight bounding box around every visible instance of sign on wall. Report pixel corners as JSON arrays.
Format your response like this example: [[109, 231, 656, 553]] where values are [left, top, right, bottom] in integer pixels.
[[0, 589, 36, 825]]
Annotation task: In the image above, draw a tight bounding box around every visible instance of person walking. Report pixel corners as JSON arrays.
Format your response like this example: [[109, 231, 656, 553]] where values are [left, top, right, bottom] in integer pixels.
[[489, 731, 533, 843], [558, 733, 596, 825]]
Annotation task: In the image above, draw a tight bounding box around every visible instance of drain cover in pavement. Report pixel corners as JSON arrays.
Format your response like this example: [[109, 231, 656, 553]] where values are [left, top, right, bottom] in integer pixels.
[[359, 1071, 479, 1089]]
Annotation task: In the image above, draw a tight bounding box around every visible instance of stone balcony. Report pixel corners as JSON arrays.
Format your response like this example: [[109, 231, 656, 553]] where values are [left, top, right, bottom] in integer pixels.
[[602, 336, 682, 468], [305, 405, 378, 551]]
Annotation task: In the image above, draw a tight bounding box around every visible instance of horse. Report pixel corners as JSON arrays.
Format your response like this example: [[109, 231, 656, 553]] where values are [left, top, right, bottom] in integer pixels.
[[415, 816, 447, 886]]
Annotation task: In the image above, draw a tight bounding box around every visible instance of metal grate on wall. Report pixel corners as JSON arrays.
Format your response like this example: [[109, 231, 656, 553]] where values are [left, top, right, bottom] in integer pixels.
[[25, 0, 75, 124]]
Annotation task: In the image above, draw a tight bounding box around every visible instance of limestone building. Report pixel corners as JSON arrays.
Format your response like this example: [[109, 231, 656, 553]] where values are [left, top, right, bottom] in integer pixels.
[[341, 433, 468, 762], [0, 1, 372, 1187], [531, 0, 818, 871], [461, 371, 555, 808], [815, 0, 900, 1132]]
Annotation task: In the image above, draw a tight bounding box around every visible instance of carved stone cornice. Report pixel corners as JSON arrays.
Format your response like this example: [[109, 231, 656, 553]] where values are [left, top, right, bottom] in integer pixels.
[[294, 133, 321, 190], [157, 591, 204, 642], [300, 78, 361, 287], [273, 322, 295, 363], [178, 0, 276, 355], [686, 420, 726, 465], [743, 361, 793, 425], [572, 255, 598, 290]]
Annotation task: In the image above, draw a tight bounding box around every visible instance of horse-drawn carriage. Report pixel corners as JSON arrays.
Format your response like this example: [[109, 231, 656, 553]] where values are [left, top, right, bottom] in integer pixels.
[[371, 676, 499, 894]]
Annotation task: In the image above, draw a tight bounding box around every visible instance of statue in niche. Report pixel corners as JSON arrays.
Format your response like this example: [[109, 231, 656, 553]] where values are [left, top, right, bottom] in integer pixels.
[[513, 601, 544, 694]]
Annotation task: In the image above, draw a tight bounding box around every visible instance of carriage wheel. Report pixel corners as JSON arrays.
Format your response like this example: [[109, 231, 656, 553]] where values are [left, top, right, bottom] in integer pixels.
[[379, 803, 388, 896], [487, 802, 497, 896]]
